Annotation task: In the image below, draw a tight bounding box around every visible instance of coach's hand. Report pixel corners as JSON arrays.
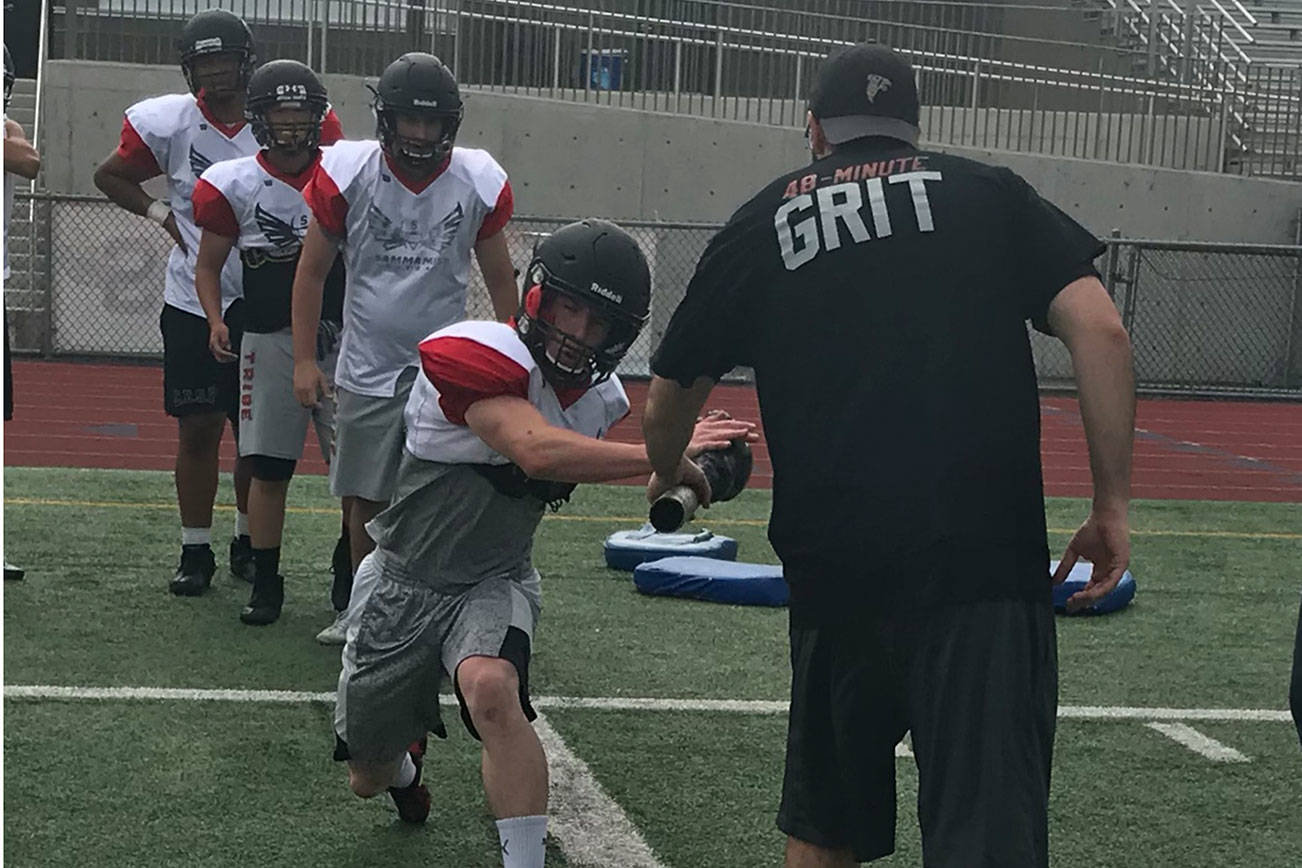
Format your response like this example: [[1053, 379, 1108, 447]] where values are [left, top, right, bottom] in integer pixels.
[[647, 455, 711, 508], [1052, 508, 1130, 613], [685, 410, 758, 458], [208, 322, 237, 363], [294, 359, 330, 408], [163, 212, 187, 254]]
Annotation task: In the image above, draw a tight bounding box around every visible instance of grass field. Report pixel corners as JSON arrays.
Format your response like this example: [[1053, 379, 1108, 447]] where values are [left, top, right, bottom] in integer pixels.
[[4, 466, 1301, 867]]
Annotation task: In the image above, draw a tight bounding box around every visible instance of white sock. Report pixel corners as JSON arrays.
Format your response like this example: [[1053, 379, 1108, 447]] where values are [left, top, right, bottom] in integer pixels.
[[235, 511, 250, 538], [181, 527, 212, 547], [496, 815, 547, 868], [392, 752, 417, 788]]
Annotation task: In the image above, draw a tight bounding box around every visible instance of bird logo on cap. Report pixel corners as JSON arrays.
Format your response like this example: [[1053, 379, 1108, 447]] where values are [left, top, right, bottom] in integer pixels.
[[865, 74, 892, 103]]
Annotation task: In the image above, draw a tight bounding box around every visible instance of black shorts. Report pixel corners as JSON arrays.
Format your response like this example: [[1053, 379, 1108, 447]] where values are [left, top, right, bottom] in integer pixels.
[[778, 599, 1057, 866], [160, 301, 245, 419], [4, 308, 13, 422], [1290, 591, 1302, 749]]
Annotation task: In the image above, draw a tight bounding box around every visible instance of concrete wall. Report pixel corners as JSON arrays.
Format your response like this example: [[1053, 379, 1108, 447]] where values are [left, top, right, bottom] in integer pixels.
[[40, 60, 1301, 244]]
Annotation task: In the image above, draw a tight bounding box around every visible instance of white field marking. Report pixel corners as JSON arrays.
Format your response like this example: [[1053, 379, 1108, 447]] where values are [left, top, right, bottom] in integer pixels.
[[3, 685, 1294, 722], [533, 713, 668, 868], [1145, 722, 1251, 763]]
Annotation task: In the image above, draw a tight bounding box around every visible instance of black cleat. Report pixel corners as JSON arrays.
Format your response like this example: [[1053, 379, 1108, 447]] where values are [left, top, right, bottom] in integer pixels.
[[170, 544, 216, 596], [240, 573, 284, 625], [388, 736, 430, 823], [229, 535, 256, 583], [330, 532, 352, 612]]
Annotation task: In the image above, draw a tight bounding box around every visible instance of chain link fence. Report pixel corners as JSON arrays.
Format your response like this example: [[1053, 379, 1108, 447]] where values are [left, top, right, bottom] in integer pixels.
[[7, 192, 1302, 396]]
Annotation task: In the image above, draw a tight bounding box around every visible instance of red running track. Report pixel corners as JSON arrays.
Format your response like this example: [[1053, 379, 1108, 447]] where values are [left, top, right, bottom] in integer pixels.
[[4, 359, 1301, 502]]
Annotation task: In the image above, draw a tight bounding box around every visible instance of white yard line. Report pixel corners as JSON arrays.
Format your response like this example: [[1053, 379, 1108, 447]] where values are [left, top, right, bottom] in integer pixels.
[[1145, 722, 1251, 763], [4, 684, 1294, 722], [534, 713, 668, 868]]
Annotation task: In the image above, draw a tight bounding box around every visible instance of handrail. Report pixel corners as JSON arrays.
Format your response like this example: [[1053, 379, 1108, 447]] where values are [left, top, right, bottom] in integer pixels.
[[1206, 0, 1255, 44]]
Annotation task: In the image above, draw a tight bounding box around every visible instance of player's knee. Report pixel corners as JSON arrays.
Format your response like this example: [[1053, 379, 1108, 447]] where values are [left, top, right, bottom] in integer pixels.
[[249, 454, 296, 482], [347, 765, 391, 799], [457, 658, 521, 732], [176, 413, 224, 456]]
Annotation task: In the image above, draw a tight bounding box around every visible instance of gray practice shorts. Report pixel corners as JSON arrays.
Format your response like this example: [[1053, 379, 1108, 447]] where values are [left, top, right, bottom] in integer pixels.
[[333, 548, 542, 763], [329, 367, 417, 502], [237, 328, 336, 463]]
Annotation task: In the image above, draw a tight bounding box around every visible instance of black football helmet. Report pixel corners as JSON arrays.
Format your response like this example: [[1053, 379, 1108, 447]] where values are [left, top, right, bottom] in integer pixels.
[[371, 52, 462, 169], [515, 220, 651, 389], [245, 60, 329, 154], [178, 9, 256, 98], [3, 44, 13, 110]]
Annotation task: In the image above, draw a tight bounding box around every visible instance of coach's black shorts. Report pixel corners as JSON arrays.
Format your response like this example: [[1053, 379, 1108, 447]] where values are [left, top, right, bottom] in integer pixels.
[[778, 598, 1057, 866], [160, 301, 244, 420]]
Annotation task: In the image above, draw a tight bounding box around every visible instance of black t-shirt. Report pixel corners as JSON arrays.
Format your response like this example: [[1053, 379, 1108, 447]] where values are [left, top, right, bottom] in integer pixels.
[[651, 137, 1104, 624], [241, 249, 346, 334]]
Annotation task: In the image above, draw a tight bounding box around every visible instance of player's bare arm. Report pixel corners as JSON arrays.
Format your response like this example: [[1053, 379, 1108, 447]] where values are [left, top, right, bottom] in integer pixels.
[[474, 230, 518, 322], [1046, 274, 1135, 611], [290, 218, 338, 407], [465, 394, 754, 489], [93, 151, 183, 251], [643, 375, 718, 501], [3, 118, 39, 179], [194, 229, 238, 362]]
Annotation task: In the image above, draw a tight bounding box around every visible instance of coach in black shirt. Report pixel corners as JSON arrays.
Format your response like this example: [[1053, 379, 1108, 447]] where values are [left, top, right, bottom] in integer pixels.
[[644, 44, 1135, 867]]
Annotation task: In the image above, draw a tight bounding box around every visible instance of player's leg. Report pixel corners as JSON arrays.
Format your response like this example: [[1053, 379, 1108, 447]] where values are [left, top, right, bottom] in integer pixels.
[[1290, 591, 1301, 749], [161, 303, 228, 595], [313, 376, 352, 643], [224, 301, 255, 583], [324, 367, 415, 643], [236, 328, 312, 625], [906, 599, 1057, 868], [3, 309, 22, 581], [448, 577, 548, 868], [334, 550, 443, 822], [778, 614, 906, 867]]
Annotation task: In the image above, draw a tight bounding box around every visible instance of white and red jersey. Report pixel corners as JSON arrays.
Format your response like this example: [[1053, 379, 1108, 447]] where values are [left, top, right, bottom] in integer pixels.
[[405, 320, 629, 464], [114, 93, 343, 318], [193, 149, 344, 333], [303, 140, 514, 398]]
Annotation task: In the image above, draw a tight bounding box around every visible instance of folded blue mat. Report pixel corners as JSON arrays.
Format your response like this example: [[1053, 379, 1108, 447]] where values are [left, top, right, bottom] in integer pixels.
[[1050, 560, 1137, 615], [633, 556, 788, 607], [604, 525, 738, 571]]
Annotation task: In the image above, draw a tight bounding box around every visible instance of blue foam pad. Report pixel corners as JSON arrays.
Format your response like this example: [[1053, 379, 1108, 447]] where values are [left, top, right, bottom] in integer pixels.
[[633, 556, 788, 607], [1050, 560, 1137, 615], [604, 525, 738, 571]]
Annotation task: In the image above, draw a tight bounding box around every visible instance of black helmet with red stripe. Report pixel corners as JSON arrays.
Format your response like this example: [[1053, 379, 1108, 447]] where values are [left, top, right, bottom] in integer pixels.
[[515, 220, 651, 389]]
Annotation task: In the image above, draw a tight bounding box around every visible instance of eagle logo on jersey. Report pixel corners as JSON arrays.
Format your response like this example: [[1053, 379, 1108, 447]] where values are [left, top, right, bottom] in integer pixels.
[[189, 145, 214, 178], [367, 202, 464, 255], [865, 74, 892, 103], [254, 203, 306, 249]]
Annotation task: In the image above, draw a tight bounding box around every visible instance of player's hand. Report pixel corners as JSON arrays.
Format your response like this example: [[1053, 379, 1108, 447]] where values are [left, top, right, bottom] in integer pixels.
[[163, 212, 187, 254], [208, 322, 237, 363], [647, 455, 711, 507], [685, 409, 758, 458], [1052, 508, 1131, 613], [294, 359, 330, 408]]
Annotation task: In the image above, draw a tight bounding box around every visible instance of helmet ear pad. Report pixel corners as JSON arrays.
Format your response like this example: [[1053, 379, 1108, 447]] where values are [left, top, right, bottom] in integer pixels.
[[524, 284, 543, 318]]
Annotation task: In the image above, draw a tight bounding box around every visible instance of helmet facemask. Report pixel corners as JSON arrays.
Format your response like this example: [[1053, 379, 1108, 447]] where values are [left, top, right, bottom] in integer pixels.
[[250, 100, 326, 156], [374, 101, 462, 176], [183, 49, 254, 101]]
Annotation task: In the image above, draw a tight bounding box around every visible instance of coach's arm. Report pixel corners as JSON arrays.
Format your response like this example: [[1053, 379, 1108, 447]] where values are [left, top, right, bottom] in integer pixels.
[[3, 118, 40, 180], [1047, 274, 1135, 612]]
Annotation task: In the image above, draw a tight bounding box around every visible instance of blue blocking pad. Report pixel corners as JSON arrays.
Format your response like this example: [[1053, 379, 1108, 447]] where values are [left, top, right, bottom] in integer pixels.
[[633, 556, 788, 607], [603, 525, 738, 572], [1050, 560, 1137, 615]]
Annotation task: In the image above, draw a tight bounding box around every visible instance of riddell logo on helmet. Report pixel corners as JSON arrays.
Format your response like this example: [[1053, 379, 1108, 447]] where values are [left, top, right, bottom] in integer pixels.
[[590, 282, 623, 303], [412, 98, 440, 107]]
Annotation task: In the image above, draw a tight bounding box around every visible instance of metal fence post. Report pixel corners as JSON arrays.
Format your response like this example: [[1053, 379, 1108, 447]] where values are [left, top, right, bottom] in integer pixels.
[[1121, 244, 1142, 333], [1104, 228, 1122, 301], [38, 195, 55, 358], [318, 0, 329, 75], [1287, 208, 1302, 386]]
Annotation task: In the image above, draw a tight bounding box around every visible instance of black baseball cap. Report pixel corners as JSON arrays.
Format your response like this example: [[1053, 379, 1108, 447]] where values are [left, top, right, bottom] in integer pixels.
[[809, 43, 920, 146]]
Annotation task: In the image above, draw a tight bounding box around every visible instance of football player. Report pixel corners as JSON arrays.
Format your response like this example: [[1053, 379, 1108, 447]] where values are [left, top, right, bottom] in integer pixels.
[[332, 220, 756, 868], [292, 51, 517, 645], [192, 59, 348, 626], [94, 9, 341, 596]]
